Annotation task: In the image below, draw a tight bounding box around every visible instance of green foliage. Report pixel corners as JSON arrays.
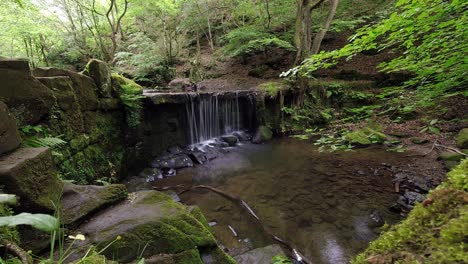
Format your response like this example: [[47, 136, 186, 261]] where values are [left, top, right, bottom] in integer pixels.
[[0, 194, 59, 233], [220, 27, 295, 58], [313, 129, 354, 152], [419, 119, 440, 135], [257, 82, 286, 97], [0, 213, 59, 233], [113, 74, 145, 128], [272, 255, 292, 264], [286, 0, 468, 107], [20, 125, 67, 157]]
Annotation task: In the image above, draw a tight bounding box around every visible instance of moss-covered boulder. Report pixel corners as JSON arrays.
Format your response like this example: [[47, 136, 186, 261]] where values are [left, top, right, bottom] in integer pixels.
[[0, 61, 55, 125], [83, 59, 113, 98], [455, 128, 468, 149], [78, 191, 234, 263], [61, 183, 128, 225], [0, 101, 21, 155], [33, 67, 99, 111], [438, 152, 464, 170], [345, 121, 386, 146], [0, 147, 63, 212], [252, 126, 273, 144]]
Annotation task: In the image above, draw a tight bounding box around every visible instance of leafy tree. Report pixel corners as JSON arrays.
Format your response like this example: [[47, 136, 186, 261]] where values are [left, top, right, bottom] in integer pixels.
[[285, 0, 468, 105]]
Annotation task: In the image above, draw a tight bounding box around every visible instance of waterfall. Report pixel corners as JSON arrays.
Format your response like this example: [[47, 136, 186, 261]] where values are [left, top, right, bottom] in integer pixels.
[[185, 93, 243, 144]]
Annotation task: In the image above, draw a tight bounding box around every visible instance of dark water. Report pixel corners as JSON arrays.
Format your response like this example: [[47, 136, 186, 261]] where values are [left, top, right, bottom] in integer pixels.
[[155, 138, 407, 264]]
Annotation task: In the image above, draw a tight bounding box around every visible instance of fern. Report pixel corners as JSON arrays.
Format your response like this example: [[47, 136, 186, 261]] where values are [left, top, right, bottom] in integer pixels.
[[220, 27, 295, 58], [23, 136, 66, 148]]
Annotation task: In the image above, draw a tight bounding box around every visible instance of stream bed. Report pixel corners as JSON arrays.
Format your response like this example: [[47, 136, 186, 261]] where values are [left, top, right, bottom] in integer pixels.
[[152, 138, 411, 263]]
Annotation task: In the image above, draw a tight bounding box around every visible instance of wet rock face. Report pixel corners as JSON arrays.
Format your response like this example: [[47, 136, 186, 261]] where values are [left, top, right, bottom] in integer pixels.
[[0, 101, 21, 155], [0, 147, 62, 212], [77, 190, 234, 263], [221, 135, 238, 146], [61, 183, 128, 225]]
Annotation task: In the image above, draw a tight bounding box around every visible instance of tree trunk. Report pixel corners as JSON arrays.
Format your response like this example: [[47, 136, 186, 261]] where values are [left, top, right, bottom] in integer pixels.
[[294, 0, 324, 65], [311, 0, 339, 54]]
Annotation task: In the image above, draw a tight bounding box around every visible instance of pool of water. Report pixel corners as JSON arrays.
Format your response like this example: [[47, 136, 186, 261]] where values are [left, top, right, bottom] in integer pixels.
[[154, 138, 408, 263]]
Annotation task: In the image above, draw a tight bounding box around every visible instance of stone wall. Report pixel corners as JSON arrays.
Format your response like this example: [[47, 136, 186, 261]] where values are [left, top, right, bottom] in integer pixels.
[[0, 59, 126, 184]]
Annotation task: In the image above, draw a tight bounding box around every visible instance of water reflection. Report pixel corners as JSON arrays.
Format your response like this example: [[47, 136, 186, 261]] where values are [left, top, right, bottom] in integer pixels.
[[156, 138, 407, 263]]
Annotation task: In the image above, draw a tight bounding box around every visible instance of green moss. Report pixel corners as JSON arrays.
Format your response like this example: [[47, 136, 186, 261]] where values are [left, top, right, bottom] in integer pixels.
[[257, 82, 288, 98], [188, 206, 210, 230], [345, 126, 386, 145], [455, 128, 468, 149], [204, 247, 237, 264], [111, 73, 143, 93], [258, 126, 273, 141], [353, 159, 468, 263], [172, 249, 204, 264]]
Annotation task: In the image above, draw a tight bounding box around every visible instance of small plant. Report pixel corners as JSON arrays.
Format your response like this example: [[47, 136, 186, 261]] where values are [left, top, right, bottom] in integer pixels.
[[419, 119, 441, 134], [20, 125, 67, 157], [272, 255, 292, 264]]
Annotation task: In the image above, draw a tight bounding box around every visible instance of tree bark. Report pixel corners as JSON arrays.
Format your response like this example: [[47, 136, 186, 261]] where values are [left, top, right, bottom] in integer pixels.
[[311, 0, 339, 54], [294, 0, 324, 65]]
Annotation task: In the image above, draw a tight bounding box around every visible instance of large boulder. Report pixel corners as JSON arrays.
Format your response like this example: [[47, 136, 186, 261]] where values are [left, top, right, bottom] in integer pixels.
[[0, 60, 55, 125], [0, 101, 21, 155], [0, 147, 63, 212], [83, 59, 113, 98], [77, 191, 234, 263], [61, 183, 128, 225], [455, 128, 468, 149], [33, 67, 99, 111], [252, 126, 273, 144]]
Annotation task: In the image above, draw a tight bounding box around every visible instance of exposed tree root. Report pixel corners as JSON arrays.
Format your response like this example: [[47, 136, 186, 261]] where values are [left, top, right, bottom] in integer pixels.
[[406, 140, 467, 157], [1, 239, 32, 264], [155, 184, 310, 263]]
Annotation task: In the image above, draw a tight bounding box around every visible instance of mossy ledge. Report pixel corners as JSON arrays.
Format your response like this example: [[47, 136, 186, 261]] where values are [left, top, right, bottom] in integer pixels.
[[353, 159, 468, 263]]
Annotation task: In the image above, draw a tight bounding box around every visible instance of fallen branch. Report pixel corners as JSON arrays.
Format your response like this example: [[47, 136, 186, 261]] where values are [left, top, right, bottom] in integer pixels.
[[434, 143, 468, 157], [1, 239, 32, 264], [154, 184, 310, 263]]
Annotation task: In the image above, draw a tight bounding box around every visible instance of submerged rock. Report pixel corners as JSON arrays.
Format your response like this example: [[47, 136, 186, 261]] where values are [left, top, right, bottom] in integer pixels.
[[77, 191, 234, 263], [369, 210, 385, 227], [61, 183, 128, 225], [233, 244, 286, 264]]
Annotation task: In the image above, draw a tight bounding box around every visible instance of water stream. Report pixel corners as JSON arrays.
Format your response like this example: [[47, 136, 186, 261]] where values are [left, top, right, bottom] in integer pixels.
[[185, 93, 242, 144], [154, 138, 408, 263]]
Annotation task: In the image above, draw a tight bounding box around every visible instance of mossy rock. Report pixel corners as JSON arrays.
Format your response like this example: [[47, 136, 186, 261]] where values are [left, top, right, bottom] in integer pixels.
[[78, 191, 231, 263], [455, 128, 468, 149], [61, 183, 128, 225], [0, 65, 55, 125], [0, 147, 62, 212], [353, 160, 468, 263], [345, 126, 386, 146], [33, 67, 100, 111], [252, 126, 273, 144], [438, 152, 465, 170], [0, 101, 21, 155], [83, 59, 113, 98]]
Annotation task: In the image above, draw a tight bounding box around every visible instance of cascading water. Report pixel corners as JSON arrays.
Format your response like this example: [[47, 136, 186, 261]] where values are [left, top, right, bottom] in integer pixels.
[[185, 92, 243, 144]]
